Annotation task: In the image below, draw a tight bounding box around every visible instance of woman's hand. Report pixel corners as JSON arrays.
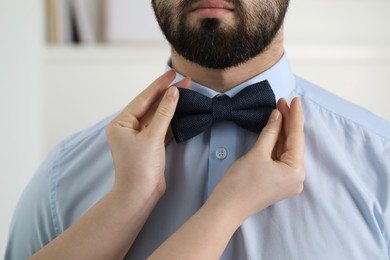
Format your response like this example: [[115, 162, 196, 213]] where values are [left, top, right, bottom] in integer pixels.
[[30, 71, 192, 260], [210, 97, 306, 223], [106, 70, 192, 199]]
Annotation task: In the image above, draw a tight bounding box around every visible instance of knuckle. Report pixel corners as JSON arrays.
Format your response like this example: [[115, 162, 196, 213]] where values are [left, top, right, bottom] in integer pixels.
[[262, 125, 279, 136], [157, 105, 173, 119], [292, 170, 306, 195], [105, 125, 114, 139], [119, 117, 137, 129], [128, 117, 139, 128], [293, 184, 304, 195], [137, 92, 152, 108]]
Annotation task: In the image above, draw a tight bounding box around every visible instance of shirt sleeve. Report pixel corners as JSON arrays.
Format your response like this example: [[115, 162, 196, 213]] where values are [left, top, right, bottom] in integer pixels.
[[5, 148, 59, 259]]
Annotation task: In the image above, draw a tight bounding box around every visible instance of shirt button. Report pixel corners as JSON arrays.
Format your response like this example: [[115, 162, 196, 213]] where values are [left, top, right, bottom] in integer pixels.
[[215, 148, 228, 160]]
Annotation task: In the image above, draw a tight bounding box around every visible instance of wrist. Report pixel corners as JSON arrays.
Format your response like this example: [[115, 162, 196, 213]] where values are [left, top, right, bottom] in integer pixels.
[[205, 190, 246, 229], [114, 172, 166, 197], [111, 181, 165, 211], [207, 180, 271, 224]]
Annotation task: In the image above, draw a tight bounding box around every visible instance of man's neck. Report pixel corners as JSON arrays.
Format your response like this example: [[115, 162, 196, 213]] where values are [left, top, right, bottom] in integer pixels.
[[170, 32, 284, 93]]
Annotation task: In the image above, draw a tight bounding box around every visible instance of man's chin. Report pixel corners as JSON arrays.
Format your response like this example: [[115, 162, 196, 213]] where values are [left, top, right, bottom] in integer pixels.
[[176, 51, 247, 70]]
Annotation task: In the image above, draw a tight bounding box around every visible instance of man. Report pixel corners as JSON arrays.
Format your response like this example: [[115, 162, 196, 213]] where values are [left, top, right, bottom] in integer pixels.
[[6, 0, 390, 259]]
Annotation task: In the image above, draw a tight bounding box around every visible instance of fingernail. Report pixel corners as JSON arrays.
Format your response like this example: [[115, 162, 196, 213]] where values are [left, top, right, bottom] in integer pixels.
[[295, 97, 302, 110], [166, 87, 179, 101], [269, 109, 280, 122], [161, 69, 175, 78]]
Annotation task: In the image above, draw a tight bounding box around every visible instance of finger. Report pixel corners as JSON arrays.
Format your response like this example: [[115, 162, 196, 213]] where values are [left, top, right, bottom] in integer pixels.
[[140, 77, 193, 129], [277, 98, 290, 137], [146, 87, 180, 140], [149, 76, 192, 116], [163, 77, 193, 144], [281, 97, 305, 166], [123, 69, 177, 119], [275, 98, 289, 159], [174, 76, 192, 89], [253, 109, 283, 157]]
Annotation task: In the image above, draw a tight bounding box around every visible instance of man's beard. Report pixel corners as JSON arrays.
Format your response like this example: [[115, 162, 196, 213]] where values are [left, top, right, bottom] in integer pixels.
[[152, 0, 289, 69]]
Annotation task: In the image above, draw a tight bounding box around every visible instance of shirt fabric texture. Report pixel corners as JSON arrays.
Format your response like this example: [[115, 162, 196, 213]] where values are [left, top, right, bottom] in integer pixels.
[[6, 54, 390, 260]]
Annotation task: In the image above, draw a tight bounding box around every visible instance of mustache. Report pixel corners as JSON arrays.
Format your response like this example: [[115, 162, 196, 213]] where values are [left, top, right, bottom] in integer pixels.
[[179, 0, 241, 12]]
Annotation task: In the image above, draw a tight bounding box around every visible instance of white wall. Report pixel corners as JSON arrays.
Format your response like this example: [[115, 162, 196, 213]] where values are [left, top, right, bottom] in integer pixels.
[[0, 0, 44, 257], [285, 1, 390, 44]]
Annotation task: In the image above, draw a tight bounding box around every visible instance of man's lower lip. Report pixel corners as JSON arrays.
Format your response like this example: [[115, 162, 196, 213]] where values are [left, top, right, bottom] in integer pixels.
[[192, 8, 233, 18]]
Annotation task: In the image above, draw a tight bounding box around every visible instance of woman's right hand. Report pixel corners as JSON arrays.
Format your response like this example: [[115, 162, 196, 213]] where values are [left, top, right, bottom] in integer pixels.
[[210, 97, 306, 223]]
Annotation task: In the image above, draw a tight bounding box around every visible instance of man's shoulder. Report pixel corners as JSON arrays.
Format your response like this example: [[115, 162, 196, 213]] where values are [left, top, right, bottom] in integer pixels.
[[35, 111, 117, 186], [47, 112, 118, 233], [294, 76, 390, 142], [51, 111, 118, 192], [5, 113, 118, 258]]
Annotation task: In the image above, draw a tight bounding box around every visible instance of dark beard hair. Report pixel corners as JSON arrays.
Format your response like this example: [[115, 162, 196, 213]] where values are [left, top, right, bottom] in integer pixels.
[[153, 0, 289, 69]]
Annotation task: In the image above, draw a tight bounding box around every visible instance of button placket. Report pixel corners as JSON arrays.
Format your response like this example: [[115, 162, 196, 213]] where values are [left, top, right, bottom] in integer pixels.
[[207, 121, 238, 198]]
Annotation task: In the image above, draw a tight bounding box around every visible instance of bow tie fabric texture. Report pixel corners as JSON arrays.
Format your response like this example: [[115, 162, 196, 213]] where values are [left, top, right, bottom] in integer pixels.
[[171, 80, 277, 143]]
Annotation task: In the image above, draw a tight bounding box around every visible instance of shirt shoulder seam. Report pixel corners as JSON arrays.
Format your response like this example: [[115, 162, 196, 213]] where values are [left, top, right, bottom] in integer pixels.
[[48, 113, 115, 237], [49, 141, 62, 237], [293, 83, 390, 143]]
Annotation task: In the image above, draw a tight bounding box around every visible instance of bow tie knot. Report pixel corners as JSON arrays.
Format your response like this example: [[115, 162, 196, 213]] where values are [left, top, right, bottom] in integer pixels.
[[213, 95, 233, 122], [171, 80, 276, 143]]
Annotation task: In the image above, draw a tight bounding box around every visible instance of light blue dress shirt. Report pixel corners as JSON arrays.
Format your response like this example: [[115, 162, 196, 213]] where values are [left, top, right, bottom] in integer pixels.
[[6, 54, 390, 260]]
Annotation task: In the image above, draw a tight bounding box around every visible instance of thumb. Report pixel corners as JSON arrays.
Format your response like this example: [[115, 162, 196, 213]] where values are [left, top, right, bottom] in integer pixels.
[[146, 87, 179, 140], [253, 109, 282, 157]]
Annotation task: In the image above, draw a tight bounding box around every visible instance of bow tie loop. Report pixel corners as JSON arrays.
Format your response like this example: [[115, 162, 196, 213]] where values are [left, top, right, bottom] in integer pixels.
[[171, 80, 276, 143], [212, 95, 233, 122]]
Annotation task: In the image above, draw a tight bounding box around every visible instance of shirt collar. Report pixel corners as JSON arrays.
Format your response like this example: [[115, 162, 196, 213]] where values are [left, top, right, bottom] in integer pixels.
[[166, 53, 295, 101]]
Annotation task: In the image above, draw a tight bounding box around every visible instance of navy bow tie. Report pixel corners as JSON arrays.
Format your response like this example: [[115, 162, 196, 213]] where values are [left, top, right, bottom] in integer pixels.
[[171, 80, 276, 143]]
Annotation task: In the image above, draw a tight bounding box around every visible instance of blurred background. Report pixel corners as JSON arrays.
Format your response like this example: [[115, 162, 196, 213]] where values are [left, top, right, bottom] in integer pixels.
[[1, 0, 390, 257]]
